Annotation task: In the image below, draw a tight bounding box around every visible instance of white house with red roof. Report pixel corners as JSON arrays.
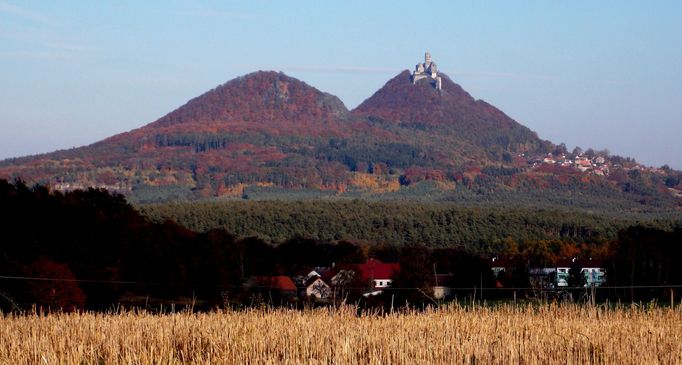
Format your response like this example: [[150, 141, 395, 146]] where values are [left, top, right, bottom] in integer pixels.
[[328, 258, 401, 297]]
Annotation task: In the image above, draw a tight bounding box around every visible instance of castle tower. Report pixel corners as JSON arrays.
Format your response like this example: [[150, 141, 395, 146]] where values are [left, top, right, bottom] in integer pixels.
[[412, 51, 442, 90]]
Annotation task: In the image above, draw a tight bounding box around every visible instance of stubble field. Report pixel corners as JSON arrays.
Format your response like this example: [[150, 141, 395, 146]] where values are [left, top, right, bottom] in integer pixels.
[[0, 304, 680, 364]]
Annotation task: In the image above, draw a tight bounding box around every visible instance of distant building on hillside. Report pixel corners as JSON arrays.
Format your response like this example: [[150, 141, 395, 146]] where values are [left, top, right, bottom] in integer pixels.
[[412, 51, 442, 90]]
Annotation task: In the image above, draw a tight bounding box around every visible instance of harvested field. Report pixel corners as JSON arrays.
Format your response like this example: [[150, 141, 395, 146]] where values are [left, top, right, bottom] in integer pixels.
[[0, 304, 680, 364]]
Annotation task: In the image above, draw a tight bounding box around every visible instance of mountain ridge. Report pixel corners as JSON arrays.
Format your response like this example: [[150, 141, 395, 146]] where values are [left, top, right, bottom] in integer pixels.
[[0, 69, 680, 211]]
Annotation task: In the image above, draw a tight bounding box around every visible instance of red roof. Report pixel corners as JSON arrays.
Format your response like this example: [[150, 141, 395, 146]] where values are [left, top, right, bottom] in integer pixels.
[[252, 276, 297, 291], [354, 259, 400, 281], [324, 259, 401, 283]]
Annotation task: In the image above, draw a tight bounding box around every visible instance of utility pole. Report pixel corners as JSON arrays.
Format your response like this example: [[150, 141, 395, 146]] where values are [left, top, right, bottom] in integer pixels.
[[433, 264, 438, 286]]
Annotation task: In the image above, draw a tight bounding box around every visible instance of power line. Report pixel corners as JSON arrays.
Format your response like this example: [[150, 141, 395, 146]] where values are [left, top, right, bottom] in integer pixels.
[[0, 275, 137, 284], [2, 275, 682, 291]]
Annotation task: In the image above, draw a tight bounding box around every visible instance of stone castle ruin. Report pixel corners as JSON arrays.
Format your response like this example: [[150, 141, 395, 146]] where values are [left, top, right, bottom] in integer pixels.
[[412, 51, 442, 90]]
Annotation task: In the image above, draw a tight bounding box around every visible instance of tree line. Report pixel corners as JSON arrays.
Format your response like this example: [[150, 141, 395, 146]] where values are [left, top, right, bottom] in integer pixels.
[[140, 198, 681, 250], [0, 179, 680, 311]]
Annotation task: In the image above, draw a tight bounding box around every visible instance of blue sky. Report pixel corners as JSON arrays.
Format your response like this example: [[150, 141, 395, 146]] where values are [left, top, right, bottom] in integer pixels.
[[1, 1, 681, 168]]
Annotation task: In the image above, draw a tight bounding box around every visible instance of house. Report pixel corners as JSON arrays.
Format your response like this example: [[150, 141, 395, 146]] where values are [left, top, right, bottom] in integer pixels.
[[302, 276, 332, 299], [490, 257, 512, 279], [542, 154, 556, 164], [528, 259, 574, 288], [353, 258, 400, 289], [529, 259, 607, 288], [327, 259, 400, 297], [244, 276, 297, 298], [580, 259, 606, 287], [354, 258, 400, 297], [555, 154, 568, 165], [574, 156, 593, 172], [433, 273, 455, 299], [294, 269, 325, 287], [294, 270, 333, 300], [529, 266, 559, 288], [554, 260, 572, 287], [490, 257, 524, 288]]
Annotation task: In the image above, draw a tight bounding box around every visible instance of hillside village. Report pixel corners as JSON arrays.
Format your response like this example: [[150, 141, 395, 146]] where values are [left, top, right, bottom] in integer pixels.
[[532, 152, 611, 176], [525, 150, 667, 177]]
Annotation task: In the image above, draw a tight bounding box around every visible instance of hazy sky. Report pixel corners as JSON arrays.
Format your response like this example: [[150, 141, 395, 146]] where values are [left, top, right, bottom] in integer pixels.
[[1, 1, 681, 168]]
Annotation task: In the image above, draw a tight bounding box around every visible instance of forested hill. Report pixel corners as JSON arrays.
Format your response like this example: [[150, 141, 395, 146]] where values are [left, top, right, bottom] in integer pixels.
[[352, 70, 543, 153], [0, 69, 680, 208], [147, 70, 349, 129], [139, 199, 681, 250]]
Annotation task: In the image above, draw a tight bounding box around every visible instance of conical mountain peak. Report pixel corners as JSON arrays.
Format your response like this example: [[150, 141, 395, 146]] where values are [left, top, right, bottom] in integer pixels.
[[150, 71, 348, 128], [351, 65, 541, 151]]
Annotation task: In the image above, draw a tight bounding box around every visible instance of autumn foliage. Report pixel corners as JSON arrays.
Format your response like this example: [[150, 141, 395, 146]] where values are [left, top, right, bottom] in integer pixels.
[[0, 70, 679, 209]]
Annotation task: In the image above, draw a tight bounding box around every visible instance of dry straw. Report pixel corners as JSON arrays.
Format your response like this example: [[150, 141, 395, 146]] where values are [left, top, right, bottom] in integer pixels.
[[0, 303, 680, 364]]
